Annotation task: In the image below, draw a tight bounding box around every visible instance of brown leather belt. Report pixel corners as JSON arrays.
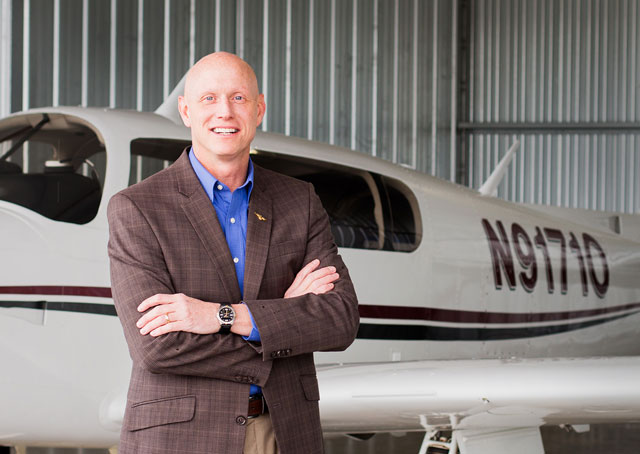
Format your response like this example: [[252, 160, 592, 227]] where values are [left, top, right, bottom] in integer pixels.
[[247, 394, 268, 419]]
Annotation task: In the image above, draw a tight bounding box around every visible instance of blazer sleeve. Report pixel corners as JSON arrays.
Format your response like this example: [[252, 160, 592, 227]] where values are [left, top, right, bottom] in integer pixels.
[[243, 182, 360, 361], [107, 192, 272, 385]]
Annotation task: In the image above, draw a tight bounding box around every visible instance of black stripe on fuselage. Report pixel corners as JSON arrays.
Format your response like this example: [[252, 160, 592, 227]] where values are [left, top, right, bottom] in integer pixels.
[[357, 312, 637, 341], [0, 301, 117, 316], [1, 300, 636, 341]]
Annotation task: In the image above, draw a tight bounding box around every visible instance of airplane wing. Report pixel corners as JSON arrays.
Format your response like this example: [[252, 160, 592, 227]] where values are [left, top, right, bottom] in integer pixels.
[[318, 356, 640, 453]]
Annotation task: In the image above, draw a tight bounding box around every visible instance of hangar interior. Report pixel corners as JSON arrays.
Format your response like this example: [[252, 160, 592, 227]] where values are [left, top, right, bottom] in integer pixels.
[[0, 1, 639, 454], [0, 0, 638, 214]]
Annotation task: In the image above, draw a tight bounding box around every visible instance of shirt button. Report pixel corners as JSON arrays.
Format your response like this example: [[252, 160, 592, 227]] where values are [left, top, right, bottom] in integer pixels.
[[230, 217, 236, 224], [233, 257, 239, 264], [236, 415, 247, 426], [217, 184, 223, 190]]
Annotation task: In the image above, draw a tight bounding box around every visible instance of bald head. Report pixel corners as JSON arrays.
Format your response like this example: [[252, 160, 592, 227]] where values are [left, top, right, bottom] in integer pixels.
[[183, 52, 260, 101], [177, 52, 266, 174]]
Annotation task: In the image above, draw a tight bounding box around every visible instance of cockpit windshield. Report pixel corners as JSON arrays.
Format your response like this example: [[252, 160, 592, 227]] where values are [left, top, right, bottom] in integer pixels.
[[0, 114, 105, 224]]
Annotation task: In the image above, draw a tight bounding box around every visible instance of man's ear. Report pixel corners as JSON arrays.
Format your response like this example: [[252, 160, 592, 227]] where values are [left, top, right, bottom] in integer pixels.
[[178, 96, 191, 128], [256, 94, 266, 127]]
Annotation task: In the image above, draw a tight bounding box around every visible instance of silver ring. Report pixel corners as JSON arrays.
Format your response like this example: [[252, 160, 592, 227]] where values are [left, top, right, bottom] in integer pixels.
[[164, 313, 170, 324]]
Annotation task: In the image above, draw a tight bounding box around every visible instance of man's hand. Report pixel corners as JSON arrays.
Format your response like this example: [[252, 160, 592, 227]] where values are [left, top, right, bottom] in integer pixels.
[[284, 259, 339, 299], [136, 293, 220, 337], [136, 259, 338, 337]]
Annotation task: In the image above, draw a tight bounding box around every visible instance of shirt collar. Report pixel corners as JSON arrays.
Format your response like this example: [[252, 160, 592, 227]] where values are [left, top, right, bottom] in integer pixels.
[[188, 147, 254, 202]]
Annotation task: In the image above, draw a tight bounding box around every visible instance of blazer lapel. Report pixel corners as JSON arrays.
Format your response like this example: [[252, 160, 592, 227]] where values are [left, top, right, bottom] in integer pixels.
[[174, 151, 242, 303], [243, 172, 273, 301]]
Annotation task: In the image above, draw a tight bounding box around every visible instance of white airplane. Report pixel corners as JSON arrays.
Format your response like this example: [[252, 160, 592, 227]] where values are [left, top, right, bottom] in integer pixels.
[[1, 81, 639, 454]]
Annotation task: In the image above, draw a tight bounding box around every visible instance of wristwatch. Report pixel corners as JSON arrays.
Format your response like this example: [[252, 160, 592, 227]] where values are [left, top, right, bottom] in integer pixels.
[[217, 304, 236, 334]]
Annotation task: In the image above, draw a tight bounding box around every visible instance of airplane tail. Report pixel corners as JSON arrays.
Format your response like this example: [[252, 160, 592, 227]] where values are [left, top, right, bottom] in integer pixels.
[[154, 75, 187, 126], [478, 141, 520, 197]]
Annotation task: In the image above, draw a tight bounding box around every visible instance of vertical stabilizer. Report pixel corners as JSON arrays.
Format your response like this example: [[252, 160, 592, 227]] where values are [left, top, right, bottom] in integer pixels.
[[154, 74, 187, 126], [478, 141, 520, 197]]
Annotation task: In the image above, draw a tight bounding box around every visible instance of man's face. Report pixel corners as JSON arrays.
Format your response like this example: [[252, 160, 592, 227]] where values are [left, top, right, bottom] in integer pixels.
[[178, 55, 265, 162]]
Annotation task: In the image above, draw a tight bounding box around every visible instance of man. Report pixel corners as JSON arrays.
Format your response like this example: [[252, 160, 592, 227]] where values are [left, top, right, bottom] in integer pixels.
[[107, 52, 359, 454]]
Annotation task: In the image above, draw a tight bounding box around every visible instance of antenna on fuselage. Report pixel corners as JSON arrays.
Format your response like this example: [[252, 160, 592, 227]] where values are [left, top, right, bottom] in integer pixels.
[[478, 141, 520, 197], [154, 74, 186, 126]]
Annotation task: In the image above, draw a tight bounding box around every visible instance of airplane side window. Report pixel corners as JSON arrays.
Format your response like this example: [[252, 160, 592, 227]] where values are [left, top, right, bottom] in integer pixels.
[[129, 138, 188, 185], [374, 175, 421, 252], [0, 116, 105, 225], [250, 150, 421, 252], [125, 142, 421, 252], [302, 172, 380, 250]]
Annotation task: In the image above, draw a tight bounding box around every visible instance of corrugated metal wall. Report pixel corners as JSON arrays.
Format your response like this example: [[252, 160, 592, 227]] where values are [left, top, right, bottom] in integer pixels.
[[0, 0, 456, 178], [464, 0, 640, 213], [0, 2, 640, 454], [2, 0, 637, 213]]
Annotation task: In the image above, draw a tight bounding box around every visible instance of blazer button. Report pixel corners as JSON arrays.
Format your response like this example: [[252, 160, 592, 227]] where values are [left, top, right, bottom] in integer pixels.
[[236, 415, 247, 426]]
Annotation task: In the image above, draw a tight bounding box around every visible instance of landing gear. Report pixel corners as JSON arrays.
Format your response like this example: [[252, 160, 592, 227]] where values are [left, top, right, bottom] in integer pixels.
[[0, 447, 10, 454], [419, 430, 459, 454]]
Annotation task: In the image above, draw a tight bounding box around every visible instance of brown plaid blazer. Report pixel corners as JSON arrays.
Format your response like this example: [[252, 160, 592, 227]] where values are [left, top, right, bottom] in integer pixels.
[[107, 150, 359, 454]]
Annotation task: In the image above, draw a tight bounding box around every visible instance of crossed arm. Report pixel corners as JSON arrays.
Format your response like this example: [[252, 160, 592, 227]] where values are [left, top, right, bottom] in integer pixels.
[[135, 258, 339, 338], [109, 183, 358, 378]]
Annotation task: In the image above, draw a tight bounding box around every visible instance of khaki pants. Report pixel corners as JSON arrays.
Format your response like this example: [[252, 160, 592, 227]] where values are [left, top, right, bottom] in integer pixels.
[[243, 414, 279, 454]]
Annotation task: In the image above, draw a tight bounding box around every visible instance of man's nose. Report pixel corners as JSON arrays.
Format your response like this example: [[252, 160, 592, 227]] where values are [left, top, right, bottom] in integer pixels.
[[215, 98, 233, 119]]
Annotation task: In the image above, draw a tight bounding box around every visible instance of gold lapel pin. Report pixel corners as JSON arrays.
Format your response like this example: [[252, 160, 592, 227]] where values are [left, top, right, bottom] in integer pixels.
[[254, 212, 267, 221]]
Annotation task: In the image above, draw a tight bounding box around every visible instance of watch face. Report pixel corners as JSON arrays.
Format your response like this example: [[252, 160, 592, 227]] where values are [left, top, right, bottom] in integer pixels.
[[218, 305, 235, 323]]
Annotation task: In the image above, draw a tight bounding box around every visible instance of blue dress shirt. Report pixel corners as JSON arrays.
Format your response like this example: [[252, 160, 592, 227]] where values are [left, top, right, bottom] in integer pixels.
[[189, 149, 261, 394]]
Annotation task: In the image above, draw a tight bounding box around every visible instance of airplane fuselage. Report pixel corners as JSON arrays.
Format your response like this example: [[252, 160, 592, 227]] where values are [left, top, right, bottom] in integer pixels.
[[1, 107, 639, 446]]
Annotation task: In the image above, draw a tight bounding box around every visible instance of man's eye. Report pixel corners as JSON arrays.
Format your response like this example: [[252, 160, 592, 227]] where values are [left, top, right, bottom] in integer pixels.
[[232, 95, 245, 102], [204, 96, 214, 101]]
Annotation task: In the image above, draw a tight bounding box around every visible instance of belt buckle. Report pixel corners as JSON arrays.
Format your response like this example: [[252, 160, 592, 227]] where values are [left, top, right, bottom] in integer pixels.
[[247, 394, 265, 419]]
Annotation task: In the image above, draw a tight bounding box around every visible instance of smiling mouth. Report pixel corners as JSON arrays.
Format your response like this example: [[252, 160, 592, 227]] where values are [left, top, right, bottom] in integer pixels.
[[212, 127, 239, 135]]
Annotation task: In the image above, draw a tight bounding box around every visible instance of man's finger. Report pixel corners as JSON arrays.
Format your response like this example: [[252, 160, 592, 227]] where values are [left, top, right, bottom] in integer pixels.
[[299, 266, 336, 292], [149, 319, 184, 337], [139, 316, 164, 335], [308, 272, 339, 291], [140, 313, 173, 335], [312, 282, 334, 295], [137, 304, 175, 329], [291, 259, 320, 287], [285, 260, 320, 297], [138, 293, 175, 312], [302, 266, 336, 285]]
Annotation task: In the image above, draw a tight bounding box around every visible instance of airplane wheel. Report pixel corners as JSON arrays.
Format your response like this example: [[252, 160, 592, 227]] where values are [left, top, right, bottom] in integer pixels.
[[0, 447, 10, 454]]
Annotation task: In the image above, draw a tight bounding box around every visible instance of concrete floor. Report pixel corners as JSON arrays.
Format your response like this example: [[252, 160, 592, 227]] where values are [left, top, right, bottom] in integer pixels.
[[3, 424, 640, 453], [324, 424, 640, 453]]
